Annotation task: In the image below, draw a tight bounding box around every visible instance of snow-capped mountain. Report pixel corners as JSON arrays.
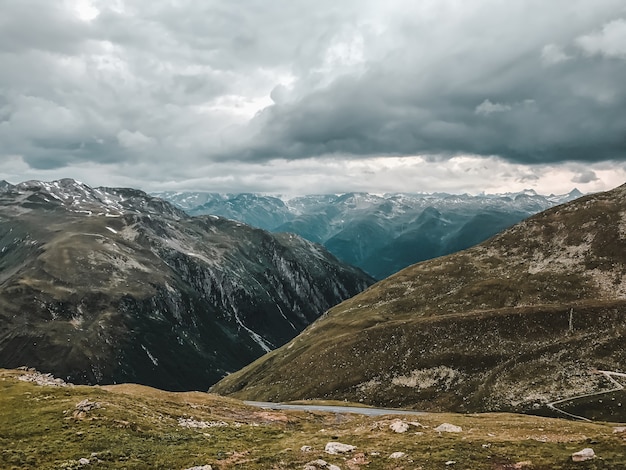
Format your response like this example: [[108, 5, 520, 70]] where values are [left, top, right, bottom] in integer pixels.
[[0, 179, 373, 390], [155, 189, 584, 279]]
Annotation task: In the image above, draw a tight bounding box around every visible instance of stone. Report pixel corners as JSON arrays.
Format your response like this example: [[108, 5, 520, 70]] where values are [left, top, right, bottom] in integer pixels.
[[512, 461, 533, 469], [304, 459, 340, 469], [78, 458, 90, 465], [389, 420, 409, 433], [445, 461, 456, 465], [435, 423, 462, 433], [407, 421, 426, 428], [18, 370, 68, 387], [183, 466, 212, 470], [75, 399, 100, 412], [73, 399, 101, 418], [325, 442, 356, 454], [613, 426, 626, 433], [301, 445, 312, 452], [178, 418, 228, 428], [571, 448, 595, 462], [346, 453, 369, 466], [389, 452, 406, 459]]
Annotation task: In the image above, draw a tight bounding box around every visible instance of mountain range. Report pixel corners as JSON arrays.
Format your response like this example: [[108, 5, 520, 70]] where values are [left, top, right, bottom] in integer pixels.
[[211, 183, 626, 418], [154, 189, 584, 279], [0, 179, 373, 390]]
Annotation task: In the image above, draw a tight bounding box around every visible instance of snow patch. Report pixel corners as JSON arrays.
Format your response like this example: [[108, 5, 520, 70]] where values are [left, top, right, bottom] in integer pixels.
[[234, 313, 273, 353], [140, 344, 159, 366]]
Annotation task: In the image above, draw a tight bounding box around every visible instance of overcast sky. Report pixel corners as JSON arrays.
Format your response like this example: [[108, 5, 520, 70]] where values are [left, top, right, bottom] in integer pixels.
[[1, 0, 625, 195]]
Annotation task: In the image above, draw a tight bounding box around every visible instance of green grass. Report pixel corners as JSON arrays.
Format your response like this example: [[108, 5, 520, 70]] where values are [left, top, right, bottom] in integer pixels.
[[2, 369, 626, 469]]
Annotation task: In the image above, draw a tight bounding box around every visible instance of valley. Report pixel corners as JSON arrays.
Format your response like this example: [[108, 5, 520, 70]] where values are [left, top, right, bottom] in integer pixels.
[[4, 2, 625, 468], [211, 183, 626, 419], [155, 190, 583, 279], [1, 179, 624, 469]]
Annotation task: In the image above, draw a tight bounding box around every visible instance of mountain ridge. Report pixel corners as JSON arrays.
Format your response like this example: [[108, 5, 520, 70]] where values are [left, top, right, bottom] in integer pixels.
[[154, 188, 584, 278], [0, 179, 374, 390]]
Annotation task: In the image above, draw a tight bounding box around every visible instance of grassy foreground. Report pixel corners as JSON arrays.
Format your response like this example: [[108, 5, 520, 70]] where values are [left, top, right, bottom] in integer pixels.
[[1, 369, 625, 470]]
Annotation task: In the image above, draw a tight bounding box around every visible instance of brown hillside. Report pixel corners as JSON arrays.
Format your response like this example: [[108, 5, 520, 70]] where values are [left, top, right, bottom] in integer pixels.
[[212, 183, 626, 416]]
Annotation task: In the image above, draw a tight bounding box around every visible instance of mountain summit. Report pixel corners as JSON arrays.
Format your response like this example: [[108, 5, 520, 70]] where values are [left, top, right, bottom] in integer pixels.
[[0, 180, 373, 390], [212, 183, 626, 416]]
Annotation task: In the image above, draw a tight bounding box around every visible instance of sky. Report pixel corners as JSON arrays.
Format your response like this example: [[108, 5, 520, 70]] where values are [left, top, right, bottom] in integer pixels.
[[1, 0, 625, 196]]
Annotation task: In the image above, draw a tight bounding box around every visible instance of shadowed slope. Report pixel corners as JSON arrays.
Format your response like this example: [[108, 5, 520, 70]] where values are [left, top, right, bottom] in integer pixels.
[[0, 180, 373, 390]]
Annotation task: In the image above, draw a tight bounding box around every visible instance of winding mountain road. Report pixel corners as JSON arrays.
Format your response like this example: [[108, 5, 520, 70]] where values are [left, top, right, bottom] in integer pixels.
[[244, 401, 426, 416], [547, 370, 626, 421]]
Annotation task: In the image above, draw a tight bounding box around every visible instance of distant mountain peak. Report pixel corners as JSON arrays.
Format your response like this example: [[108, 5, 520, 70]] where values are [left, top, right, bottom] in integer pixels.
[[0, 180, 14, 190], [155, 187, 590, 279], [6, 178, 186, 220], [569, 187, 584, 197]]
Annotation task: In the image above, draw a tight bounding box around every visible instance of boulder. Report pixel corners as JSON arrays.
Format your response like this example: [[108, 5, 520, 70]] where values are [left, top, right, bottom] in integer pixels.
[[389, 420, 409, 433], [571, 448, 595, 462], [325, 442, 356, 454], [434, 423, 462, 433], [304, 459, 340, 470]]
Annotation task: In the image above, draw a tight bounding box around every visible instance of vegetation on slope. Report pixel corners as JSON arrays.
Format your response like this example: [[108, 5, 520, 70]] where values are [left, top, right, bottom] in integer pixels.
[[2, 369, 626, 469]]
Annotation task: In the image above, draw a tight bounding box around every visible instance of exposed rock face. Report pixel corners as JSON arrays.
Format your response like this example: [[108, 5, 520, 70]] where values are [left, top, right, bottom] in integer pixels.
[[212, 183, 626, 416], [0, 179, 374, 390]]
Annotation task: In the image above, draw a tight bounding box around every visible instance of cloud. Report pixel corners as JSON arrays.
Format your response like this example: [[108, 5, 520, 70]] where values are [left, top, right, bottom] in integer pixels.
[[475, 99, 512, 115], [0, 0, 624, 194], [541, 44, 572, 65], [211, 1, 626, 166], [571, 169, 599, 184], [577, 18, 626, 58]]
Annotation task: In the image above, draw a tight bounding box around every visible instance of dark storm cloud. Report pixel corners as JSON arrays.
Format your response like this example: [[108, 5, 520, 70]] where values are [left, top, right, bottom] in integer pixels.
[[1, 0, 625, 186], [223, 1, 626, 165], [0, 1, 92, 54], [0, 0, 364, 174]]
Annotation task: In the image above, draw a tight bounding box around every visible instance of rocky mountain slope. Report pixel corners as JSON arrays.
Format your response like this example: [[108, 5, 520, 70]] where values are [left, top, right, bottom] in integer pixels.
[[155, 189, 583, 279], [0, 179, 373, 391], [212, 183, 626, 416]]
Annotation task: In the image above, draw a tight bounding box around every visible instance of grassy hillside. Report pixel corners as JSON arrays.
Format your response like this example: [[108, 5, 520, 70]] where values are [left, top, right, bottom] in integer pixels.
[[2, 369, 626, 469], [211, 184, 626, 415]]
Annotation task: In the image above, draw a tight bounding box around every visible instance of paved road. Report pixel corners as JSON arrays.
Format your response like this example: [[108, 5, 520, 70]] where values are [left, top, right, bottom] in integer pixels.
[[244, 401, 426, 416], [547, 369, 625, 421]]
